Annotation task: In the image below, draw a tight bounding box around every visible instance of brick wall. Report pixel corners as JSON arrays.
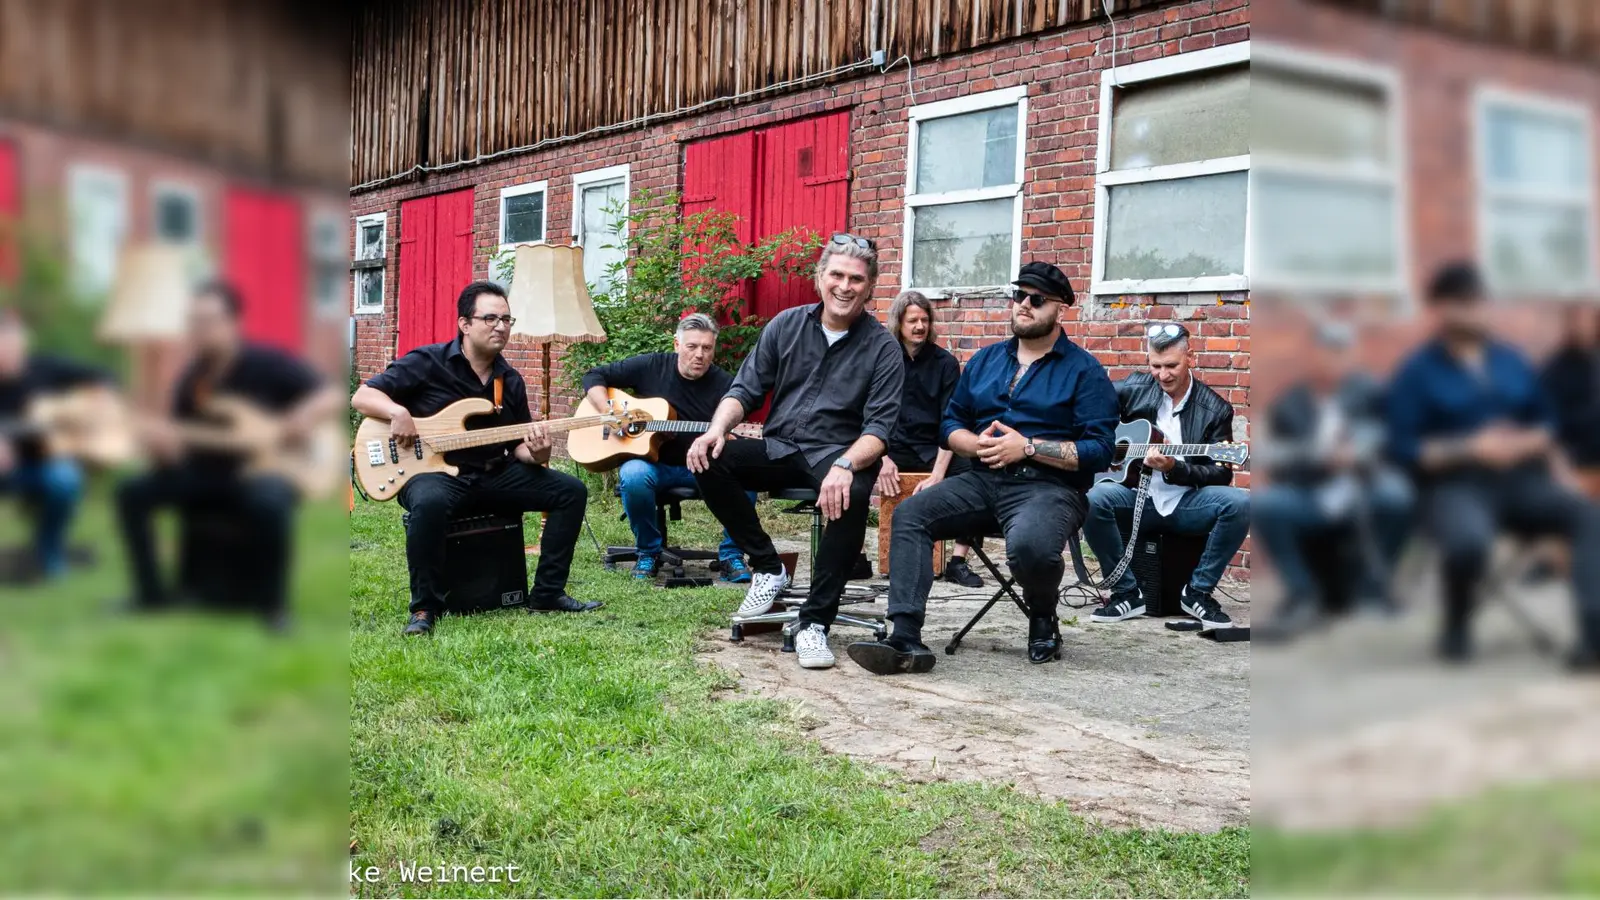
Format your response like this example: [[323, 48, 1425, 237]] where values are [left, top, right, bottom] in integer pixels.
[[350, 0, 1253, 577]]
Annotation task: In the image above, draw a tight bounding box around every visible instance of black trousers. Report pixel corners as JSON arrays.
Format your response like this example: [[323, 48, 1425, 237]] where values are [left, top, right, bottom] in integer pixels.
[[1424, 470, 1600, 649], [398, 463, 587, 614], [886, 469, 1088, 635], [693, 439, 878, 630], [116, 467, 297, 613]]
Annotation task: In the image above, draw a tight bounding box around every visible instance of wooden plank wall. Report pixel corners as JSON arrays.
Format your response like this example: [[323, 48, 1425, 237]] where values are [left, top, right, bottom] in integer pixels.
[[350, 0, 1172, 187], [0, 0, 349, 187], [1310, 0, 1600, 64]]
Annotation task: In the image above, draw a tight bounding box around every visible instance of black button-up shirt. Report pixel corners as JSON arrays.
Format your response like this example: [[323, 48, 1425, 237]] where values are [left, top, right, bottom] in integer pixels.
[[942, 330, 1118, 491], [1387, 337, 1553, 474], [888, 341, 961, 466], [726, 302, 904, 466], [365, 336, 531, 471]]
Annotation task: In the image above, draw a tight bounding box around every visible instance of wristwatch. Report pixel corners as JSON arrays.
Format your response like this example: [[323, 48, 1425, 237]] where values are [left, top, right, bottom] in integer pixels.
[[1024, 438, 1037, 458], [832, 457, 854, 473]]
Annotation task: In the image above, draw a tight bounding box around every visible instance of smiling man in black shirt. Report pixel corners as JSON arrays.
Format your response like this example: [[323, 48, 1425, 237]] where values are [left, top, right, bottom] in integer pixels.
[[0, 307, 114, 580], [687, 234, 904, 671], [353, 280, 598, 636], [581, 312, 754, 583]]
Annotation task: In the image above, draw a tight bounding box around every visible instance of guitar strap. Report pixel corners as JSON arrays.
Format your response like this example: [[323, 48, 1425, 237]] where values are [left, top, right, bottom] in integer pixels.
[[1074, 469, 1153, 593], [493, 376, 504, 412]]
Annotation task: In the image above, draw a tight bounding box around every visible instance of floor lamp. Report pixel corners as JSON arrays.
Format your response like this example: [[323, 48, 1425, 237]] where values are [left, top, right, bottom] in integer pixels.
[[505, 243, 608, 553], [97, 243, 190, 416]]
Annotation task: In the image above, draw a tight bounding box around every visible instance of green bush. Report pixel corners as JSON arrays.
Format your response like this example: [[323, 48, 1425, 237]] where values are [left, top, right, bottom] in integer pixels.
[[491, 188, 821, 386]]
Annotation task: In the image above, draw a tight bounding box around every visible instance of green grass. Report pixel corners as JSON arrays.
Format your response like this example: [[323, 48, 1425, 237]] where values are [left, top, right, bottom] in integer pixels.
[[0, 480, 347, 893], [350, 478, 1249, 898], [1253, 781, 1600, 896]]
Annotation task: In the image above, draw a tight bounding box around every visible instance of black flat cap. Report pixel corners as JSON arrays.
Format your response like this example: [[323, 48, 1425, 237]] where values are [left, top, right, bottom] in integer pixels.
[[1012, 261, 1076, 306]]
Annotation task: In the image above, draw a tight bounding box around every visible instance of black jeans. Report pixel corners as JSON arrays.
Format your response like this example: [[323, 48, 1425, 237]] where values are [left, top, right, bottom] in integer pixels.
[[116, 467, 297, 613], [693, 439, 878, 630], [1424, 470, 1600, 649], [398, 463, 587, 614], [885, 468, 1088, 636]]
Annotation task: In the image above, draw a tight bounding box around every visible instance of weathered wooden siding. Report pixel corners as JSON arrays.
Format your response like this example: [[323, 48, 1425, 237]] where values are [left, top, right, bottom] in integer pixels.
[[0, 0, 348, 187], [1308, 0, 1600, 63], [350, 0, 1172, 188]]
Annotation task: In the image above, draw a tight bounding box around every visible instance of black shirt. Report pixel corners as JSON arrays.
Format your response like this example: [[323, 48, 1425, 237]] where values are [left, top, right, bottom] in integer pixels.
[[581, 352, 733, 468], [0, 355, 115, 463], [364, 336, 531, 471], [1541, 346, 1600, 466], [726, 303, 904, 466], [174, 342, 325, 474], [888, 341, 961, 466]]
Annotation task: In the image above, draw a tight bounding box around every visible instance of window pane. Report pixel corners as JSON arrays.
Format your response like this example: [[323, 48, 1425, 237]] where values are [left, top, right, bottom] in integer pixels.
[[155, 194, 197, 242], [68, 172, 127, 298], [915, 106, 1018, 194], [358, 222, 383, 259], [910, 197, 1014, 288], [503, 192, 545, 244], [1110, 66, 1249, 170], [1487, 200, 1592, 291], [1254, 67, 1388, 167], [1485, 103, 1587, 191], [580, 181, 627, 293], [1104, 172, 1246, 280], [1252, 171, 1397, 281], [356, 270, 383, 309]]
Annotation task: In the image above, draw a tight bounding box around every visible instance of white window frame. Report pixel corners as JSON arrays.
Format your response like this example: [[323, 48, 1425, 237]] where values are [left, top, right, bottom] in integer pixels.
[[352, 211, 386, 316], [65, 162, 128, 299], [572, 164, 631, 290], [902, 85, 1028, 297], [1473, 85, 1599, 298], [150, 180, 203, 246], [1090, 41, 1251, 296], [498, 179, 549, 256], [1248, 43, 1409, 299]]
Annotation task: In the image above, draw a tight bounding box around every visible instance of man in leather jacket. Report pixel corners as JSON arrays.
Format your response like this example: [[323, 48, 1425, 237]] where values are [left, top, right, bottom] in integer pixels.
[[1083, 322, 1249, 630]]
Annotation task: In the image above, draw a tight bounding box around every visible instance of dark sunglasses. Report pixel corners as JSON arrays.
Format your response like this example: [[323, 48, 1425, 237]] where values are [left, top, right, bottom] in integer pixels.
[[829, 233, 877, 252], [1011, 289, 1055, 309]]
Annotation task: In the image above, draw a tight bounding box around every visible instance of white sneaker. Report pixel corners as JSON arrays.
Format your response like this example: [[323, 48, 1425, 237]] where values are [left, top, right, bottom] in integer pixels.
[[794, 623, 835, 669], [735, 566, 790, 617]]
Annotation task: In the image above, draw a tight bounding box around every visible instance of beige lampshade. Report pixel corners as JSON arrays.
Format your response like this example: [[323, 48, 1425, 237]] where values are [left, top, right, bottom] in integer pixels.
[[506, 243, 607, 344], [97, 243, 191, 343]]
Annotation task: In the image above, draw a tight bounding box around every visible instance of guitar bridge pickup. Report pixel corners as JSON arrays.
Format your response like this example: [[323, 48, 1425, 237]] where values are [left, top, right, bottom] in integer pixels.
[[381, 439, 397, 465]]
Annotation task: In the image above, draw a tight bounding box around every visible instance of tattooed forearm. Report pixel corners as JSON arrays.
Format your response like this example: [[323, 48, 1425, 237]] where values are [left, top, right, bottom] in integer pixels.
[[1031, 440, 1080, 471]]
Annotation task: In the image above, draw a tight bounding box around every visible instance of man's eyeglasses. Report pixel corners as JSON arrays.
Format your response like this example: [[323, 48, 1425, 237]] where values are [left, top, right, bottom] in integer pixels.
[[1011, 290, 1055, 309], [468, 314, 517, 329], [1146, 323, 1187, 341], [829, 233, 877, 252]]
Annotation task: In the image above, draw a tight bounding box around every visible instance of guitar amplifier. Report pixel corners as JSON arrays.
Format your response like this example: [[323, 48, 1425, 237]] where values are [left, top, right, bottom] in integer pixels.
[[1129, 532, 1207, 617], [405, 512, 529, 614]]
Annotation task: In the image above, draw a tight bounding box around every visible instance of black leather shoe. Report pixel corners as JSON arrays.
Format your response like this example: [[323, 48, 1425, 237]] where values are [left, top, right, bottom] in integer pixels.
[[942, 557, 984, 588], [527, 594, 604, 613], [846, 635, 937, 675], [1027, 616, 1061, 664], [403, 610, 436, 636]]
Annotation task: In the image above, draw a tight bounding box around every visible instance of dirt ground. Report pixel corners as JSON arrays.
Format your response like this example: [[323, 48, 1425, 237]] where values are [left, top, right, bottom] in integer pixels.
[[697, 533, 1252, 833]]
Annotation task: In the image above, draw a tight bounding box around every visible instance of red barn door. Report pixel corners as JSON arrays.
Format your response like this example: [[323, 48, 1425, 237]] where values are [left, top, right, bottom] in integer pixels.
[[0, 140, 16, 284], [224, 187, 304, 352], [396, 188, 474, 356]]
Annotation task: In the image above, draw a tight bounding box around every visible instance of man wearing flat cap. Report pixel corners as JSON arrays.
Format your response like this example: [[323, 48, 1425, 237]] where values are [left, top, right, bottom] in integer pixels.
[[847, 261, 1118, 673]]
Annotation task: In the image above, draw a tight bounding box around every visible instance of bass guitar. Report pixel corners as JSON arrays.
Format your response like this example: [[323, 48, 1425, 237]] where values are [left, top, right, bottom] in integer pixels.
[[566, 388, 762, 473], [163, 396, 347, 499], [1094, 419, 1249, 486]]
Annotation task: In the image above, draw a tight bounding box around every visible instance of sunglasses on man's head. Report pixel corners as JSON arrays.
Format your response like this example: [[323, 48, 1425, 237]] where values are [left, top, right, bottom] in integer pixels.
[[1146, 323, 1187, 340], [829, 233, 877, 252], [1011, 289, 1055, 309]]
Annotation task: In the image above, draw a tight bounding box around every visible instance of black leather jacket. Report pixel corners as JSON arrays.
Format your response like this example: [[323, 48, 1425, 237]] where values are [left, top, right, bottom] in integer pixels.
[[1114, 372, 1237, 488]]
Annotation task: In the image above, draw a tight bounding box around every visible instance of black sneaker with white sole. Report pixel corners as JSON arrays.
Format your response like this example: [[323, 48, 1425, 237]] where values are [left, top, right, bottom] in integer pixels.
[[1090, 589, 1146, 623], [1180, 586, 1232, 631]]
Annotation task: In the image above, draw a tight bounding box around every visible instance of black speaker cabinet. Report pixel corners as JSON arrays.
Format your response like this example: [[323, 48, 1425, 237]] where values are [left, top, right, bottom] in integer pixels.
[[1129, 532, 1207, 617], [180, 507, 275, 613], [406, 512, 530, 614]]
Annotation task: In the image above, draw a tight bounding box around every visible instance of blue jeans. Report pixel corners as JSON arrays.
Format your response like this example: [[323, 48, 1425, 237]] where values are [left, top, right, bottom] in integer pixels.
[[1084, 482, 1251, 596], [1252, 470, 1413, 602], [0, 458, 85, 577], [618, 458, 749, 560]]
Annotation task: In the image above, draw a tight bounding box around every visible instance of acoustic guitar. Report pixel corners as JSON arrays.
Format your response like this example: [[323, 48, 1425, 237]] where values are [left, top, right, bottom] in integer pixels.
[[353, 398, 629, 500], [566, 388, 762, 473], [1094, 419, 1249, 486], [0, 385, 138, 467]]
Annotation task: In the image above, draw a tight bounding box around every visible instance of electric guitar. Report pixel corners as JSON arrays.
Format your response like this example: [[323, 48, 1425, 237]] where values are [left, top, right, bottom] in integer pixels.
[[565, 388, 763, 473], [1094, 419, 1249, 486]]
